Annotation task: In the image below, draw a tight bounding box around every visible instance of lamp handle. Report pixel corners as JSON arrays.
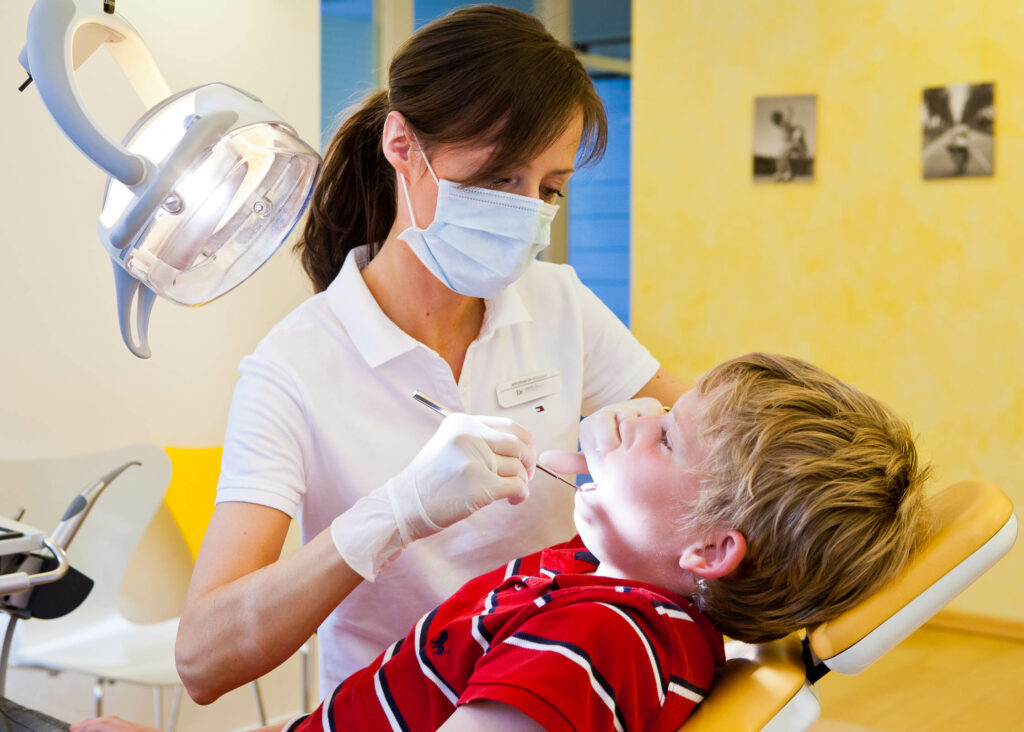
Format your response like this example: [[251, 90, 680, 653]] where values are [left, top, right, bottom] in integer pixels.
[[112, 262, 155, 358], [20, 0, 172, 187]]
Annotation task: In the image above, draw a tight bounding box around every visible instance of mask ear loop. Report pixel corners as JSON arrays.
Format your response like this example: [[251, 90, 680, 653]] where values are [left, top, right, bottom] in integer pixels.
[[398, 129, 440, 230]]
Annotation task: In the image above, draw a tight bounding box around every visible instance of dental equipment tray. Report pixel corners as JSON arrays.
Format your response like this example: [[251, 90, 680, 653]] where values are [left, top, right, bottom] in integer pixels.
[[0, 516, 48, 558]]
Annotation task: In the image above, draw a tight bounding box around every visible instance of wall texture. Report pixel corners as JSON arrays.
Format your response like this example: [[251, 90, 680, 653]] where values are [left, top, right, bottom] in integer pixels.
[[633, 0, 1024, 622], [1, 1, 320, 728]]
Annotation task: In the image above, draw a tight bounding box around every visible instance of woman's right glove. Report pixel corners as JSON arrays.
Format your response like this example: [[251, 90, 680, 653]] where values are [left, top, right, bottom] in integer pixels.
[[330, 413, 536, 580]]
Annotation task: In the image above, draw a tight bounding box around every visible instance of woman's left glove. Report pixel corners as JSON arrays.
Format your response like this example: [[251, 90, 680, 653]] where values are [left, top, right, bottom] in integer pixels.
[[330, 413, 535, 581], [541, 397, 664, 478]]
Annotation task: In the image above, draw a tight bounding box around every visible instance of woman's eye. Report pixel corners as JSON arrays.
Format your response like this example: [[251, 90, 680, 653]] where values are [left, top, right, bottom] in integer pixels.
[[489, 178, 512, 189], [541, 188, 565, 203]]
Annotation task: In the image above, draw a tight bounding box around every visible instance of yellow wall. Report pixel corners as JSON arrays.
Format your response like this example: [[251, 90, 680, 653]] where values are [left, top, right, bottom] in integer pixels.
[[634, 0, 1024, 622]]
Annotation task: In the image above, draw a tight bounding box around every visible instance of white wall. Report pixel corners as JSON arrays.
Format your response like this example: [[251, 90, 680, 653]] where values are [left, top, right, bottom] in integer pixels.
[[1, 0, 321, 728]]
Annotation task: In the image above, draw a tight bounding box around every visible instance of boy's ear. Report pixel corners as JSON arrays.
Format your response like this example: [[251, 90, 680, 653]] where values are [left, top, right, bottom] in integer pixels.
[[678, 530, 746, 580]]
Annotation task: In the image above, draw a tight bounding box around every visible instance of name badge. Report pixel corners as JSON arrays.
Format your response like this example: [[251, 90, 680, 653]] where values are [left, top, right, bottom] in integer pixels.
[[497, 368, 562, 408]]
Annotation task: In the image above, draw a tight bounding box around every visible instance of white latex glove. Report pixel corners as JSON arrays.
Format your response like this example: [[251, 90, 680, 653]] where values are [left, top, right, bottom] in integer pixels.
[[541, 397, 664, 481], [331, 413, 536, 580]]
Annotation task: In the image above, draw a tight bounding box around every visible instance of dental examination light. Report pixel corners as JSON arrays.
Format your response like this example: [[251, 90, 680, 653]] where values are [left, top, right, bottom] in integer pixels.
[[17, 0, 322, 357]]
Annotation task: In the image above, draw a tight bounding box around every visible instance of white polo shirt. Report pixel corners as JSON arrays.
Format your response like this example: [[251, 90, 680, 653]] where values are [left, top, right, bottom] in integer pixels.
[[217, 245, 659, 695]]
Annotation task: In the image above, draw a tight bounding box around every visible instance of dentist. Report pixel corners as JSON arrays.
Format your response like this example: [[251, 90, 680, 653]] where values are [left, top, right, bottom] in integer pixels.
[[175, 4, 685, 704]]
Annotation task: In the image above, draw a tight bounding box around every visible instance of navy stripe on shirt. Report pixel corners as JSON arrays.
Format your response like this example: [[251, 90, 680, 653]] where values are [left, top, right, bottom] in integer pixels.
[[377, 663, 411, 732], [574, 549, 600, 565]]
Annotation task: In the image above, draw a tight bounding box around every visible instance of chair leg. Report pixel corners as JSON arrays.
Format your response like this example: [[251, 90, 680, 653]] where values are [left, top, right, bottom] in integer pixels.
[[167, 686, 182, 732], [153, 686, 162, 730], [251, 679, 267, 726], [93, 678, 105, 717]]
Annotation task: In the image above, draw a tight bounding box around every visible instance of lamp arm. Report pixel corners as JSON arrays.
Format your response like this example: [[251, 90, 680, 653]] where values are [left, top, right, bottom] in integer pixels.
[[20, 0, 172, 187]]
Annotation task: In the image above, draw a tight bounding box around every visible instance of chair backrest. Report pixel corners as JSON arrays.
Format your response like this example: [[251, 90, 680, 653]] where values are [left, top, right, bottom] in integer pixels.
[[162, 446, 222, 561], [678, 479, 1017, 732], [807, 479, 1017, 673], [0, 444, 172, 633]]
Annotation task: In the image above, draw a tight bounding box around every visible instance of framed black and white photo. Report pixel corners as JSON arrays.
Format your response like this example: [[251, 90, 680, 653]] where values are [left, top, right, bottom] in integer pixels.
[[922, 82, 994, 179], [753, 94, 816, 183]]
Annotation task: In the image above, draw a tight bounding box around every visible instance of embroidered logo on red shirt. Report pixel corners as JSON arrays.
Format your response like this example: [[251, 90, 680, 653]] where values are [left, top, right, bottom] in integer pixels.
[[430, 630, 450, 657]]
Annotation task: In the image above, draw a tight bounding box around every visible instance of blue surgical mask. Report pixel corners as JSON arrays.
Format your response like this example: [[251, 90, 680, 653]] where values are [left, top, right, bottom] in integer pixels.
[[397, 139, 559, 298]]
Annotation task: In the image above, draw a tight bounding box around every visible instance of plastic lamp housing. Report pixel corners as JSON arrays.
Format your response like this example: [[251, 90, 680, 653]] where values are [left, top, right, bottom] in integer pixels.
[[99, 83, 320, 306], [19, 0, 322, 357]]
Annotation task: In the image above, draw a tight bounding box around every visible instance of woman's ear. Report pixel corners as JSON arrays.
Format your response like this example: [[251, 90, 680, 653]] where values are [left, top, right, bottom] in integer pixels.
[[678, 530, 746, 580], [382, 110, 415, 175]]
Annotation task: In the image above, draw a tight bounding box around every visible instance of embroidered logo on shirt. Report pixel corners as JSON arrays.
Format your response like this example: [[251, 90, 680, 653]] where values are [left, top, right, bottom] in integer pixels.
[[535, 405, 545, 412], [430, 630, 450, 657]]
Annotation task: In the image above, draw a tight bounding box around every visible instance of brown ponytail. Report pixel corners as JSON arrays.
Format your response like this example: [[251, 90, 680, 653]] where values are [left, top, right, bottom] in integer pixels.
[[296, 90, 394, 293], [295, 4, 608, 293]]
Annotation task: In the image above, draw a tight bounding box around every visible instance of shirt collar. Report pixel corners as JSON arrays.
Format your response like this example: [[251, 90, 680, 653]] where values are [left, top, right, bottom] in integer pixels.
[[325, 245, 535, 368], [478, 272, 533, 341], [326, 246, 420, 368]]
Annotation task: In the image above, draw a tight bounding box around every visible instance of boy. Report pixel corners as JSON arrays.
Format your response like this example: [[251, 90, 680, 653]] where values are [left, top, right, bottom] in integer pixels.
[[73, 353, 928, 732]]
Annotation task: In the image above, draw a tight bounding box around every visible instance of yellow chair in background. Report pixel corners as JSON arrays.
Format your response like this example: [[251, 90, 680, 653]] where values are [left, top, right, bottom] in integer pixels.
[[163, 447, 221, 564]]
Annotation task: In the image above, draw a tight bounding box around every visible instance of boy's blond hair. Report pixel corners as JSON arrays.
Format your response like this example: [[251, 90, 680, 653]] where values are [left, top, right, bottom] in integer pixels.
[[685, 353, 929, 643]]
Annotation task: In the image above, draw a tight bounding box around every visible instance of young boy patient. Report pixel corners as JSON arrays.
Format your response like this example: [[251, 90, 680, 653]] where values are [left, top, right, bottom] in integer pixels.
[[72, 353, 928, 732]]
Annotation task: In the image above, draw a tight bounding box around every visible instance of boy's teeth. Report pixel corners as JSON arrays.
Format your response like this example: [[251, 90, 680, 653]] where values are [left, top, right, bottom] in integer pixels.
[[578, 482, 597, 492]]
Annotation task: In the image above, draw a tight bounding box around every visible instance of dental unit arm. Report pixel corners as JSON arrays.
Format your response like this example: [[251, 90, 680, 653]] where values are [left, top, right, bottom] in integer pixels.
[[0, 461, 138, 694], [17, 0, 322, 358], [0, 461, 137, 607]]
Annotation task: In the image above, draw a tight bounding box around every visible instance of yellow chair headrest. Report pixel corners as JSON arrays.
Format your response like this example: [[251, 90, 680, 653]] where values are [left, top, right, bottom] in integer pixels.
[[808, 480, 1016, 665]]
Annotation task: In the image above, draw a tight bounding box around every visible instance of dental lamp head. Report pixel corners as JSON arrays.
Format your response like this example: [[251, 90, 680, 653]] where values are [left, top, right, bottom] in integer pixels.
[[18, 0, 321, 358]]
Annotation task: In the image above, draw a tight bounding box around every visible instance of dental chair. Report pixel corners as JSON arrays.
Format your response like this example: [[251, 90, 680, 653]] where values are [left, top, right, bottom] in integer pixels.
[[679, 479, 1018, 731]]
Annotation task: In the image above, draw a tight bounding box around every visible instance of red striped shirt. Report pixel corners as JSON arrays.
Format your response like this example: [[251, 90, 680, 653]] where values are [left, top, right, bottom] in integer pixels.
[[290, 537, 723, 732]]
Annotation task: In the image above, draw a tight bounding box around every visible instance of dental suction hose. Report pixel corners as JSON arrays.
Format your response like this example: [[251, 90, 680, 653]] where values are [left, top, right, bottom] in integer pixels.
[[0, 460, 138, 600], [50, 460, 140, 549], [0, 459, 139, 696]]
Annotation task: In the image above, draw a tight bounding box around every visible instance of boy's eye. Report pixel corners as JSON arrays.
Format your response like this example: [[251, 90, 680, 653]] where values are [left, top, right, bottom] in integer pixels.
[[660, 428, 671, 451]]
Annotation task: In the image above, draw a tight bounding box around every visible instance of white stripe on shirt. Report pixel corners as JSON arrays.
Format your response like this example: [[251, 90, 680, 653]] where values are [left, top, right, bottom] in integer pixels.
[[373, 640, 404, 731], [414, 613, 460, 706], [503, 634, 625, 732], [595, 602, 665, 704]]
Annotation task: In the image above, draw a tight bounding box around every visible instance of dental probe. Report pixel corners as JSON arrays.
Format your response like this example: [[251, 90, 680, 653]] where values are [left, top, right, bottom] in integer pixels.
[[411, 391, 581, 490]]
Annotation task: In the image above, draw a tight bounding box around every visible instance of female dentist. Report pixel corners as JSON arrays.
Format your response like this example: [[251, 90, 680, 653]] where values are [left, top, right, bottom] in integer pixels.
[[174, 4, 685, 704]]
